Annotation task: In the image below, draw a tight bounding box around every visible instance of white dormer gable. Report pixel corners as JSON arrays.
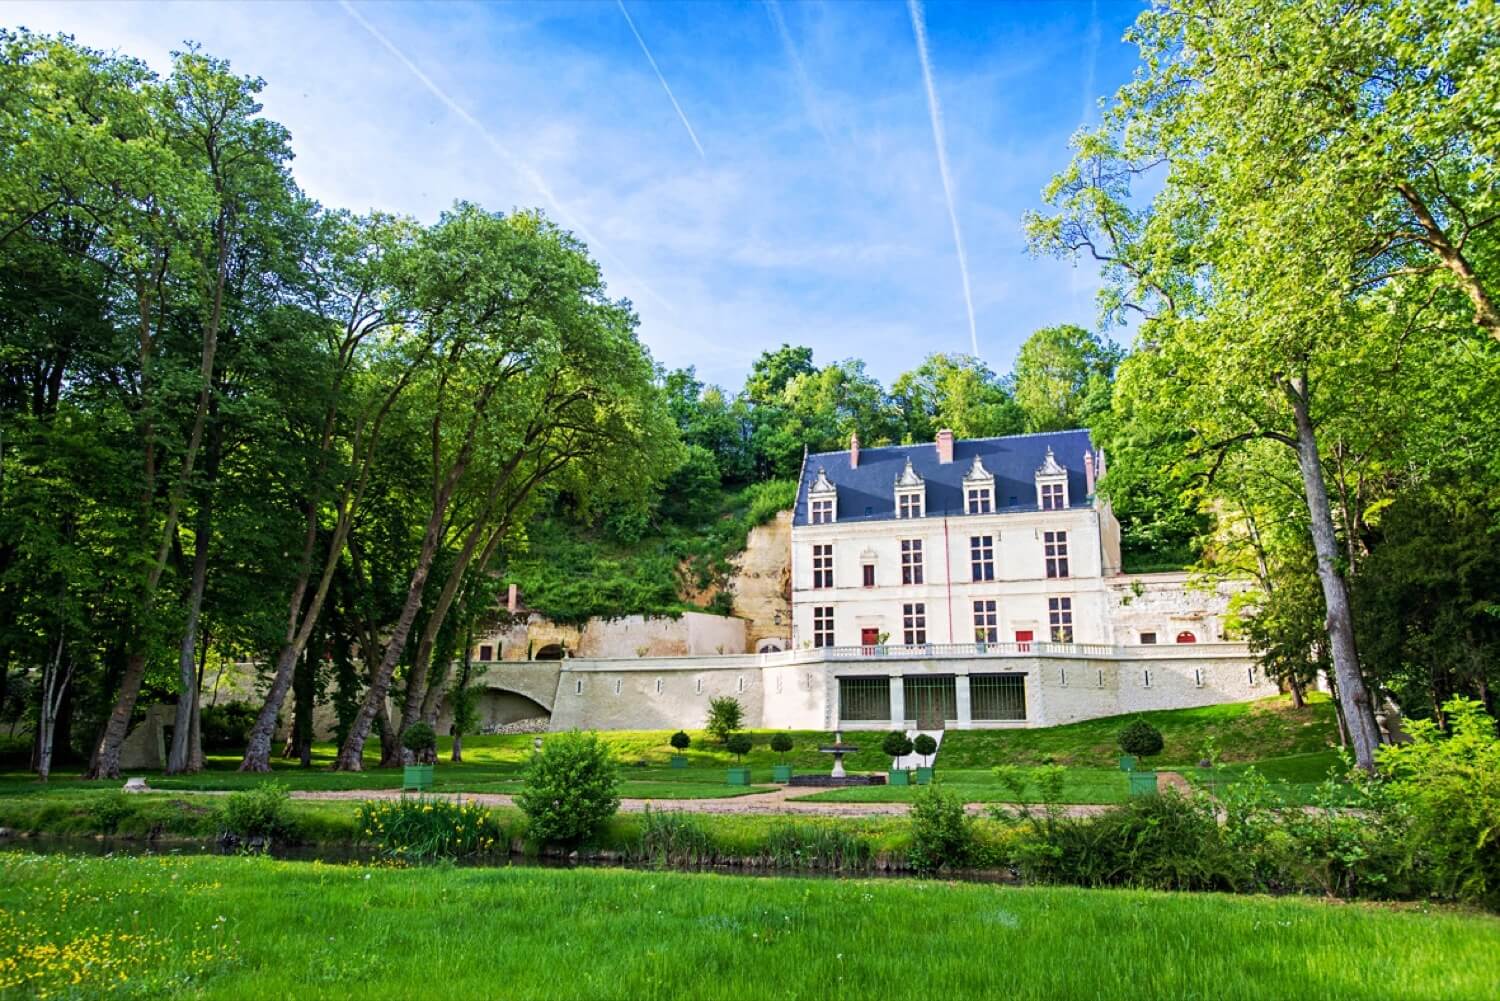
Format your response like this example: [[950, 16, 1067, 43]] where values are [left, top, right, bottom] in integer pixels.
[[894, 457, 925, 518], [1035, 447, 1069, 511], [963, 455, 995, 514], [808, 467, 837, 524]]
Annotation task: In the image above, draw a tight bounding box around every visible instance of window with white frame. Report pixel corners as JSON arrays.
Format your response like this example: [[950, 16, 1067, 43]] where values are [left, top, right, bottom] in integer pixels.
[[963, 454, 995, 514], [902, 602, 927, 645], [812, 606, 834, 648], [808, 467, 837, 524], [970, 534, 995, 581], [1048, 596, 1073, 642], [973, 599, 998, 643], [1041, 482, 1064, 510], [810, 496, 834, 524], [901, 539, 924, 584], [897, 491, 923, 519], [966, 486, 993, 514], [812, 544, 833, 589], [1044, 531, 1069, 578]]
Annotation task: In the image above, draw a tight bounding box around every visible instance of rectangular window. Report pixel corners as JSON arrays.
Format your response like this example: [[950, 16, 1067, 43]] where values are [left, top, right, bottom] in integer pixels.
[[971, 673, 1027, 721], [973, 600, 998, 643], [902, 602, 927, 645], [901, 539, 924, 584], [970, 535, 995, 581], [810, 496, 834, 524], [862, 563, 875, 588], [812, 544, 833, 589], [903, 675, 957, 725], [478, 644, 494, 662], [1041, 482, 1064, 510], [966, 487, 992, 514], [812, 606, 834, 648], [1139, 631, 1157, 645], [1048, 596, 1073, 643], [1044, 531, 1069, 578], [838, 676, 891, 721], [897, 492, 923, 519]]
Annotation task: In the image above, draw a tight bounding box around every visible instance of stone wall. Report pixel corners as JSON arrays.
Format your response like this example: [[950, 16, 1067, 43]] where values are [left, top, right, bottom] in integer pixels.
[[549, 655, 766, 731], [475, 611, 747, 662], [1105, 572, 1248, 645], [729, 510, 793, 652]]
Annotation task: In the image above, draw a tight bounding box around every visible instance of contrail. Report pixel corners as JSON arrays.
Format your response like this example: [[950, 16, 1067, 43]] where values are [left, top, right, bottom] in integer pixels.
[[907, 0, 978, 358], [336, 0, 673, 313], [764, 0, 835, 154], [616, 0, 706, 159]]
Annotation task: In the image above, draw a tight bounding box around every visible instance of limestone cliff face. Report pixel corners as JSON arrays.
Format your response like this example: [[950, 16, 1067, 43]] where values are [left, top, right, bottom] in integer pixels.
[[728, 510, 792, 651]]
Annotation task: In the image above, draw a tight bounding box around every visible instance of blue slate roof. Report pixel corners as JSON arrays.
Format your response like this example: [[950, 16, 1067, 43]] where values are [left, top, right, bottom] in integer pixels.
[[793, 429, 1095, 526]]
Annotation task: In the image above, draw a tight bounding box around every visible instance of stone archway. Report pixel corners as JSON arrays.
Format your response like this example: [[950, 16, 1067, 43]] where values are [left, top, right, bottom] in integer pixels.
[[756, 638, 785, 653], [533, 643, 566, 660]]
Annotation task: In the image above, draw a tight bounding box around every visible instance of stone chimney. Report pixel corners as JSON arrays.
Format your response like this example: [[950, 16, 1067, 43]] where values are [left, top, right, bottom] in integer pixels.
[[936, 428, 954, 464], [507, 583, 519, 614], [1084, 450, 1096, 496], [849, 431, 860, 469]]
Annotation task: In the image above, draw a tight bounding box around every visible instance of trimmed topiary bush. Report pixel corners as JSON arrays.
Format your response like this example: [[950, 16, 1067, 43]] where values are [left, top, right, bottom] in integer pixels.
[[517, 730, 620, 845], [669, 730, 691, 752], [770, 732, 794, 760], [882, 730, 915, 760], [726, 732, 753, 762], [1118, 719, 1165, 760], [402, 722, 437, 753], [913, 733, 938, 766]]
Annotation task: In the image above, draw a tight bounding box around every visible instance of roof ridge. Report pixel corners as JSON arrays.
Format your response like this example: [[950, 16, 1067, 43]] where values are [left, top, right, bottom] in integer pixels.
[[807, 427, 1092, 460]]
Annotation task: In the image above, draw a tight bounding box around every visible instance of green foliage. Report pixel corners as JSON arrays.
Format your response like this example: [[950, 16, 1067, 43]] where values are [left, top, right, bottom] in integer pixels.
[[516, 730, 620, 845], [1117, 719, 1164, 759], [634, 806, 716, 866], [216, 782, 298, 841], [199, 703, 258, 753], [706, 697, 745, 744], [907, 783, 975, 875], [86, 794, 133, 835], [1378, 698, 1500, 906], [881, 731, 914, 760], [725, 733, 753, 762], [355, 796, 504, 859], [764, 821, 872, 871], [401, 723, 436, 754], [769, 733, 794, 759], [913, 734, 937, 762], [1012, 325, 1121, 433], [669, 730, 690, 751]]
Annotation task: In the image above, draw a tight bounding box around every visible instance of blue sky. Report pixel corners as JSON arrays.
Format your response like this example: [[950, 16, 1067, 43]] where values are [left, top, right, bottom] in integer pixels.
[[6, 0, 1145, 389]]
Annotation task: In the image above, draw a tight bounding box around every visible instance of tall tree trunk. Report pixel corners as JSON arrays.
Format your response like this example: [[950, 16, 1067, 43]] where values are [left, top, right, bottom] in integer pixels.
[[1284, 376, 1382, 772], [188, 632, 208, 772], [292, 645, 316, 767], [89, 652, 147, 779], [37, 633, 73, 783], [167, 482, 214, 774], [1289, 676, 1306, 709]]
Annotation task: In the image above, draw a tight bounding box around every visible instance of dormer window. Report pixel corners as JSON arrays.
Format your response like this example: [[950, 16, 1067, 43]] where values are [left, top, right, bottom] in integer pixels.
[[808, 467, 837, 524], [1035, 447, 1069, 511], [963, 454, 995, 514], [894, 457, 925, 519]]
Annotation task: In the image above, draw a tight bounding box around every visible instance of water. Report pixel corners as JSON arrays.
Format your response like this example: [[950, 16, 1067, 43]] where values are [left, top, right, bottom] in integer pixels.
[[0, 836, 1015, 883]]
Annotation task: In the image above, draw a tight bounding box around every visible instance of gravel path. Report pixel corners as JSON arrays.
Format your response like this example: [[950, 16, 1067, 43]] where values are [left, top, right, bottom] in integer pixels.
[[284, 787, 1111, 818]]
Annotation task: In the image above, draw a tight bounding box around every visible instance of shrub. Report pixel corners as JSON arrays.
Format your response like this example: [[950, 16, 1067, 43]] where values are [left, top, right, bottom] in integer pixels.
[[217, 782, 298, 842], [669, 730, 691, 752], [908, 783, 974, 875], [770, 733, 793, 760], [517, 730, 620, 845], [1118, 719, 1164, 759], [356, 796, 504, 859], [1378, 697, 1500, 907], [913, 733, 937, 765], [882, 730, 914, 760], [402, 722, 437, 754], [200, 702, 259, 752], [726, 733, 753, 762], [87, 794, 133, 835], [706, 697, 744, 743]]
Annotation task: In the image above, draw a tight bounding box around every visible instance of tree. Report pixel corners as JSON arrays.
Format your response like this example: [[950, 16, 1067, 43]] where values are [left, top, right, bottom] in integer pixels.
[[891, 353, 1024, 442], [705, 696, 744, 744], [1012, 325, 1121, 433]]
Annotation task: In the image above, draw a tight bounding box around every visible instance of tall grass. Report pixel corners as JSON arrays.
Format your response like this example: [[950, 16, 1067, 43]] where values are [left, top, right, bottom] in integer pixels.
[[762, 821, 871, 870], [632, 807, 718, 866], [355, 796, 505, 860]]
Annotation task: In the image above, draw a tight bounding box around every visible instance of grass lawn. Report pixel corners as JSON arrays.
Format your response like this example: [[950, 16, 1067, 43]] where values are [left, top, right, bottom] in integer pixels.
[[3, 852, 1497, 999], [936, 692, 1338, 767], [793, 767, 1132, 805]]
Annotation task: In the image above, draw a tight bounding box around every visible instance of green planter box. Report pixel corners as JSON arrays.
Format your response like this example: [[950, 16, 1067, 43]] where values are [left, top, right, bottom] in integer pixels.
[[727, 767, 752, 786], [1128, 770, 1159, 797], [669, 755, 688, 769], [1118, 754, 1137, 772], [887, 769, 911, 787], [772, 764, 793, 783], [403, 764, 433, 791], [915, 767, 934, 785]]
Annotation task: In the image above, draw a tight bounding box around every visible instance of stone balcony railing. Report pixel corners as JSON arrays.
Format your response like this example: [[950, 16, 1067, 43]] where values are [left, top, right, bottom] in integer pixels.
[[761, 641, 1249, 666]]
